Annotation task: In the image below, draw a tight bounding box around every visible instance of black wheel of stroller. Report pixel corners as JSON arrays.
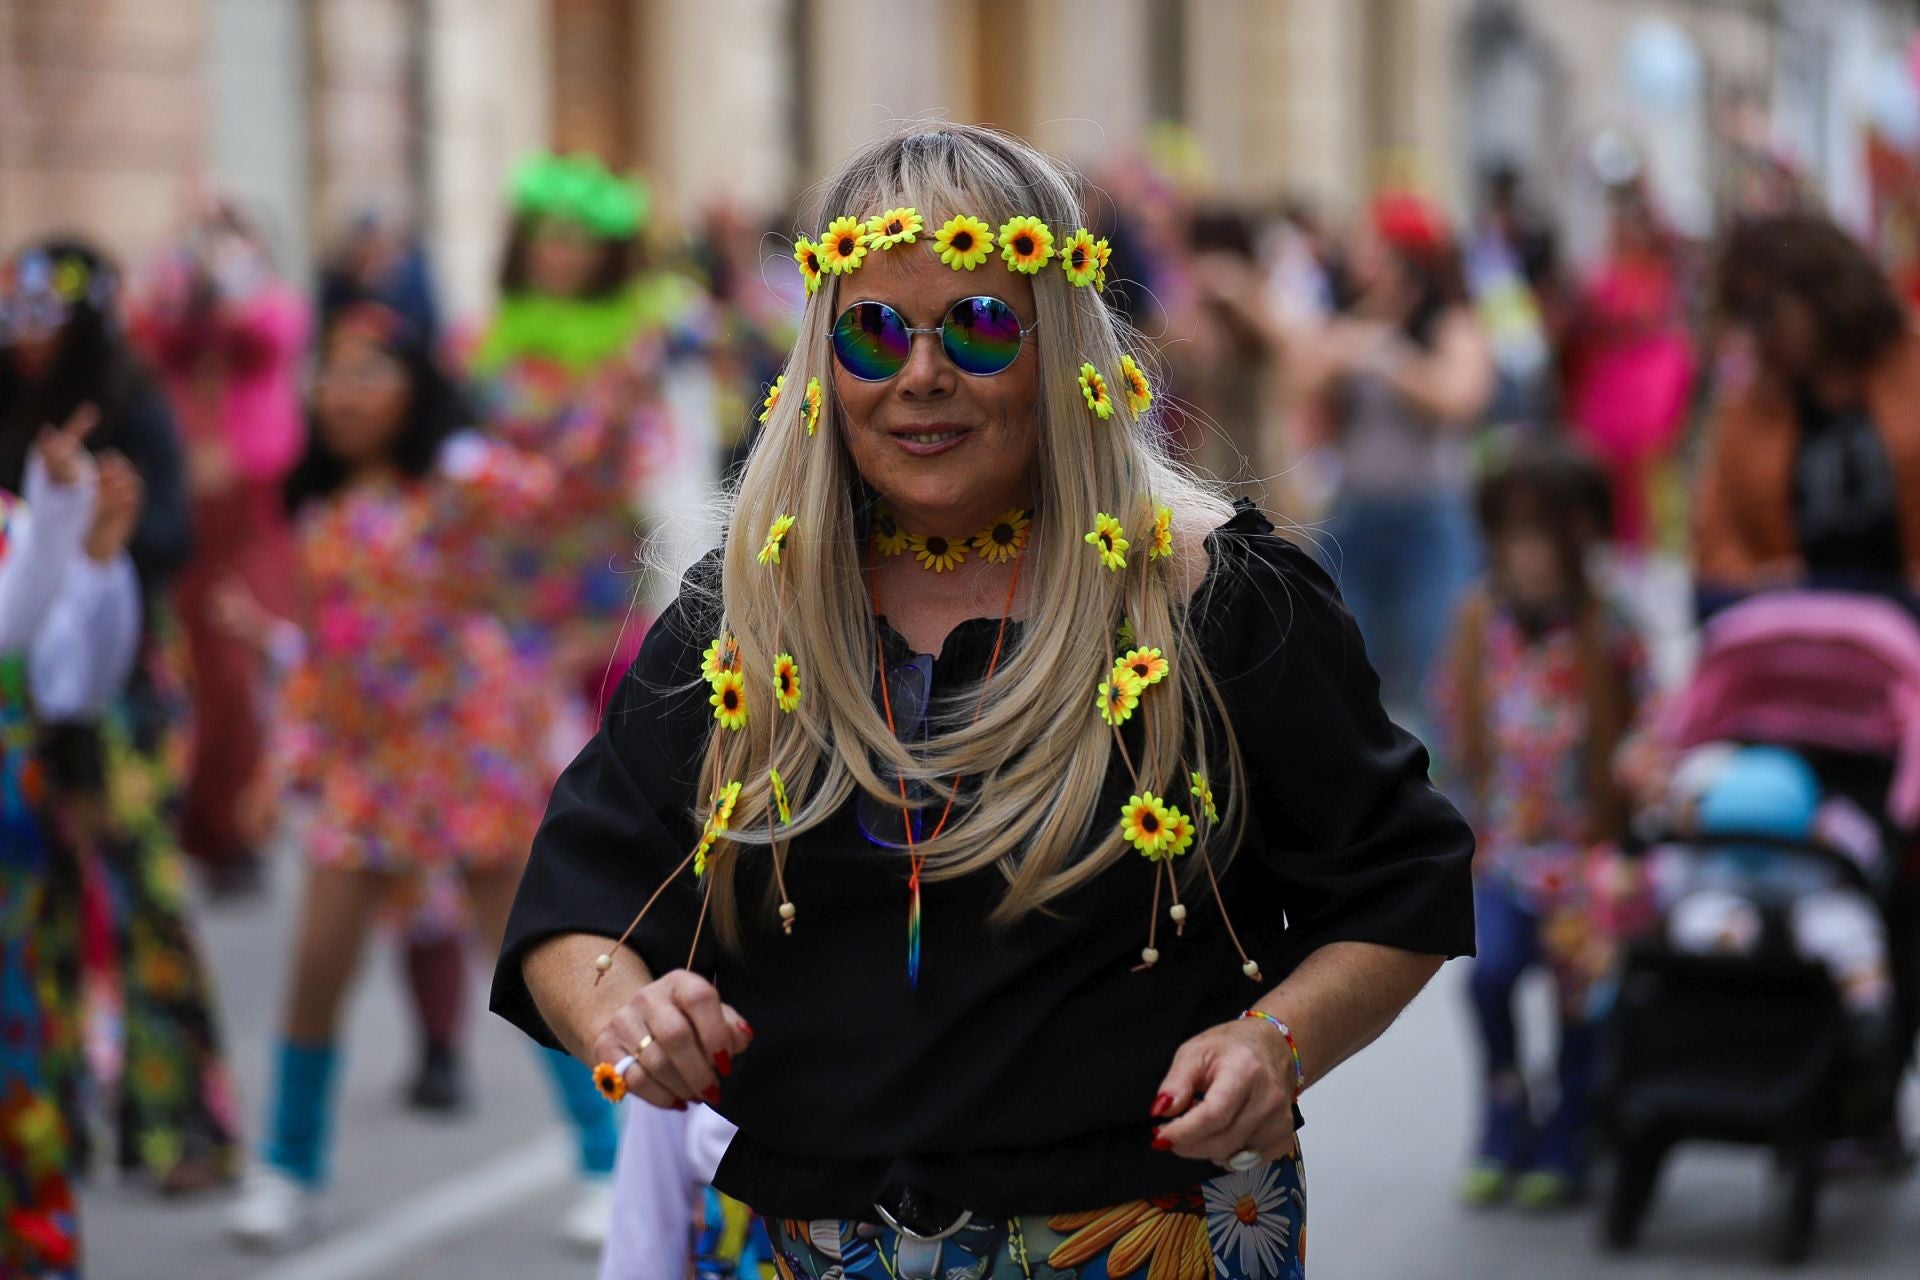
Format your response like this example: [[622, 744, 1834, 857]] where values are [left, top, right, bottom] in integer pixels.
[[1602, 1136, 1665, 1251], [1772, 1146, 1822, 1266]]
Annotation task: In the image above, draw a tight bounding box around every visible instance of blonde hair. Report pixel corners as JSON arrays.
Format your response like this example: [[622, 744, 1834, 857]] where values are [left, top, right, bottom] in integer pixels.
[[697, 123, 1246, 946]]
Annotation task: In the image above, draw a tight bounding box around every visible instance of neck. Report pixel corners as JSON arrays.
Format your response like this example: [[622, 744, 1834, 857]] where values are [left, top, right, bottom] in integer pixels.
[[345, 459, 403, 489]]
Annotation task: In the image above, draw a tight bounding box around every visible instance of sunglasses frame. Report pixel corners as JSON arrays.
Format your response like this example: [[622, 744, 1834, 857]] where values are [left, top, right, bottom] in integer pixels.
[[827, 295, 1040, 382]]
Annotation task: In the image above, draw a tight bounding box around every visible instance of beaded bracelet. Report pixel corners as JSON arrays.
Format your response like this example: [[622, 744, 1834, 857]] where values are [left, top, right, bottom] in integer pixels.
[[1241, 1010, 1307, 1095]]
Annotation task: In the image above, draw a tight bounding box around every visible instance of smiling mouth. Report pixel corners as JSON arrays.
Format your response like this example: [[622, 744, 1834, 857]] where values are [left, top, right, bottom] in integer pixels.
[[889, 424, 971, 447]]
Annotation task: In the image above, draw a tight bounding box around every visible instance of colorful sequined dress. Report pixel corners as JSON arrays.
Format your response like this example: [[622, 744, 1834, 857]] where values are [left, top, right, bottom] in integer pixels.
[[279, 449, 566, 873]]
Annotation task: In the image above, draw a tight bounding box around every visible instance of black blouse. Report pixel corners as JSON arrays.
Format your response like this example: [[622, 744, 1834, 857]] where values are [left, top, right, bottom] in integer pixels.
[[491, 503, 1475, 1218]]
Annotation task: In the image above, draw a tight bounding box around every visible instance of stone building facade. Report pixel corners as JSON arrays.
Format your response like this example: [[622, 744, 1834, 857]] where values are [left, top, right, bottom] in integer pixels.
[[4, 0, 1917, 320]]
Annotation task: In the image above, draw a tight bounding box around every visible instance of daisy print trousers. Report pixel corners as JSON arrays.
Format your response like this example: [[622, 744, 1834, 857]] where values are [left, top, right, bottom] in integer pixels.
[[764, 1150, 1306, 1280]]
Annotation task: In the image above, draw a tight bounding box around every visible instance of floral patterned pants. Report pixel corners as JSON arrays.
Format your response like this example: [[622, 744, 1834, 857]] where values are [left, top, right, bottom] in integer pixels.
[[764, 1151, 1306, 1280]]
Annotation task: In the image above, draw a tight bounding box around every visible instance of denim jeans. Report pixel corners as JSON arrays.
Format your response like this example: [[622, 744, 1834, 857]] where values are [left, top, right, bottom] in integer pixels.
[[1319, 489, 1478, 715]]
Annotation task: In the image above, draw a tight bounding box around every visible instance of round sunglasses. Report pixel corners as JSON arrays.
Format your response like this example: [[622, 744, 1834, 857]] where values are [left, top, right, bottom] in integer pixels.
[[828, 296, 1039, 381]]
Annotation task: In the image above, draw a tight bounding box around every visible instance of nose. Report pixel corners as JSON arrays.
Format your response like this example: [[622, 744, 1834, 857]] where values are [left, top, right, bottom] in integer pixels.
[[893, 328, 955, 398]]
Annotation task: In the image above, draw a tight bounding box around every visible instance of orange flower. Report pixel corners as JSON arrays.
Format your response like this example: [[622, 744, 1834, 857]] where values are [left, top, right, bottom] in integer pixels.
[[792, 236, 823, 296], [1048, 1190, 1212, 1276], [1061, 227, 1101, 287], [818, 215, 870, 274], [998, 215, 1056, 274], [1117, 646, 1169, 688], [593, 1063, 627, 1103]]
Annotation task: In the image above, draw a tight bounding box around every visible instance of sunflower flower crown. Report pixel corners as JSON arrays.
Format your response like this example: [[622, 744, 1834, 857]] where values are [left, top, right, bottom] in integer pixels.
[[587, 205, 1263, 1008]]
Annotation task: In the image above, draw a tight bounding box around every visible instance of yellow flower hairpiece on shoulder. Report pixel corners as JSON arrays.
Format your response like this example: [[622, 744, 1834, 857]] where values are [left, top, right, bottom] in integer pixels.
[[793, 237, 823, 296], [1190, 771, 1219, 825], [1062, 228, 1101, 287], [819, 216, 869, 275], [803, 376, 822, 436], [1086, 513, 1128, 572], [1078, 363, 1113, 421], [758, 513, 795, 566], [1149, 505, 1174, 560], [867, 207, 923, 250], [934, 214, 994, 270], [770, 767, 792, 825], [772, 651, 803, 713], [758, 374, 786, 424], [1097, 669, 1143, 727], [701, 633, 741, 686], [709, 669, 748, 731], [1119, 791, 1173, 857], [998, 215, 1056, 274], [1119, 354, 1153, 414]]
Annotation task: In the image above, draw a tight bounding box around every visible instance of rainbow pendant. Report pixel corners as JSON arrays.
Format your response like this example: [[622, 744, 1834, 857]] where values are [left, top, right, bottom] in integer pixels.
[[907, 869, 923, 989]]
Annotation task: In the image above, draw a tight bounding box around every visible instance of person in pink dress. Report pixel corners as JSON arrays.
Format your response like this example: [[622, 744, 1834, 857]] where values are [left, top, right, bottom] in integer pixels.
[[130, 202, 310, 893]]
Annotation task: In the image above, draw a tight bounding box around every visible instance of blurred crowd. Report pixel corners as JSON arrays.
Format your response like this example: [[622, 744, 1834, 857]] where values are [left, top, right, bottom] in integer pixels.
[[5, 127, 1920, 1279]]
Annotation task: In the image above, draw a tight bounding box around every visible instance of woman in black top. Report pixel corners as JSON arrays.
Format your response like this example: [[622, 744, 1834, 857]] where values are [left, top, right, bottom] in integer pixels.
[[493, 124, 1474, 1279]]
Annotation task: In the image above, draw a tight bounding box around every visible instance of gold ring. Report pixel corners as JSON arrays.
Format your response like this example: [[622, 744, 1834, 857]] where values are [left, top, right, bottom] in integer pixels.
[[636, 1034, 655, 1054]]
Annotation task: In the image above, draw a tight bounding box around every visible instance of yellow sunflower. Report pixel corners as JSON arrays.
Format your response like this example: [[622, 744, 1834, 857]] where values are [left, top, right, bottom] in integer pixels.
[[1097, 670, 1143, 727], [1160, 805, 1196, 857], [1118, 646, 1170, 688], [758, 513, 796, 567], [1085, 513, 1129, 572], [758, 373, 786, 424], [694, 835, 714, 878], [908, 532, 967, 573], [709, 670, 749, 731], [818, 215, 869, 274], [803, 376, 822, 436], [971, 509, 1030, 563], [792, 236, 823, 297], [866, 206, 924, 250], [1092, 236, 1113, 289], [713, 778, 742, 828], [1061, 227, 1101, 287], [998, 215, 1056, 274], [770, 767, 792, 825], [593, 1063, 627, 1103], [934, 214, 994, 271], [1118, 791, 1174, 858], [871, 507, 908, 556], [1149, 504, 1174, 560], [772, 652, 803, 713], [1078, 362, 1114, 421], [1190, 771, 1219, 824], [700, 633, 741, 686], [1119, 353, 1153, 414]]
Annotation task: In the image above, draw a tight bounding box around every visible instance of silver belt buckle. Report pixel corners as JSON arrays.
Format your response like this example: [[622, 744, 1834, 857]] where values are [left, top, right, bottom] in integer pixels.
[[872, 1199, 974, 1242]]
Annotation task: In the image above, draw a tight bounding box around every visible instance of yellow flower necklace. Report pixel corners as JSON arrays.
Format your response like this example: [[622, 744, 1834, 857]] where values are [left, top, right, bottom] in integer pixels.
[[873, 507, 1031, 573]]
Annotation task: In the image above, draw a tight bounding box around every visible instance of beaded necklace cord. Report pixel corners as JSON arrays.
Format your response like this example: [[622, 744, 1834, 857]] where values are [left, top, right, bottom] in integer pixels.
[[869, 542, 1025, 988]]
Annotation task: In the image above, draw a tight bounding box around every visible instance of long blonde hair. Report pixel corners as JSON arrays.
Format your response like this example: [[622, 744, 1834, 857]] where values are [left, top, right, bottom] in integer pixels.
[[697, 123, 1246, 945]]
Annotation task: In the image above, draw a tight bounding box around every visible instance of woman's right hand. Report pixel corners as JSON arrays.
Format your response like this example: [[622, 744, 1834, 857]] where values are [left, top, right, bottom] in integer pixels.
[[32, 403, 101, 488], [593, 969, 753, 1110]]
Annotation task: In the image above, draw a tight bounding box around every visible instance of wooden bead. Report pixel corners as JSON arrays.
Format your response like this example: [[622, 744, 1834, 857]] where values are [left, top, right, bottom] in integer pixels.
[[1141, 947, 1160, 966], [1242, 960, 1262, 980], [594, 953, 613, 973], [778, 901, 797, 921], [1169, 904, 1187, 923]]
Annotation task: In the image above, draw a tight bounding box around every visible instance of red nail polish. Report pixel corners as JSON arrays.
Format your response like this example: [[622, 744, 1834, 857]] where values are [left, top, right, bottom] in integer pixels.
[[737, 1021, 754, 1042], [1151, 1135, 1174, 1152], [704, 1086, 722, 1105], [715, 1049, 733, 1077], [1151, 1093, 1174, 1118]]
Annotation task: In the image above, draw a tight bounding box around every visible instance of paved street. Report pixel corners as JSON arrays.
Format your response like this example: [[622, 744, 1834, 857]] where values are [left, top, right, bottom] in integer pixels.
[[81, 840, 1920, 1280]]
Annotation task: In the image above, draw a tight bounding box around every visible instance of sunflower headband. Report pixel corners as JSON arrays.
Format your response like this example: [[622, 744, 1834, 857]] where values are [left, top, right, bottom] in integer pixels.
[[511, 152, 649, 239], [793, 209, 1111, 297]]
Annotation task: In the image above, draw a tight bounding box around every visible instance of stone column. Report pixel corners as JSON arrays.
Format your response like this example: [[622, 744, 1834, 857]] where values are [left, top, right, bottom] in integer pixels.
[[422, 0, 548, 324], [0, 0, 209, 262]]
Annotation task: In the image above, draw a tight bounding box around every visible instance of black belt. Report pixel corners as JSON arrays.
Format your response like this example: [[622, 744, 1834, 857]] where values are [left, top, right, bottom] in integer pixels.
[[871, 1183, 974, 1241]]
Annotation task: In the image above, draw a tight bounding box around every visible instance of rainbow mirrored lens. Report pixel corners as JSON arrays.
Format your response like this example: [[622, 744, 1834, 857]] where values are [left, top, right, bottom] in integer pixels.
[[941, 296, 1023, 375], [831, 302, 912, 381]]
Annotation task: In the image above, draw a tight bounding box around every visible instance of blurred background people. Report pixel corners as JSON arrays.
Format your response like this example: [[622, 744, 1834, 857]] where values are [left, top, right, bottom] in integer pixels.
[[1695, 211, 1920, 617], [1289, 193, 1496, 716], [129, 200, 310, 896]]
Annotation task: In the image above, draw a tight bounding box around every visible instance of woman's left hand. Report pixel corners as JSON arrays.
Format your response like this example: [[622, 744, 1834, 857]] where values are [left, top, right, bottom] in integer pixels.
[[1150, 1018, 1298, 1166]]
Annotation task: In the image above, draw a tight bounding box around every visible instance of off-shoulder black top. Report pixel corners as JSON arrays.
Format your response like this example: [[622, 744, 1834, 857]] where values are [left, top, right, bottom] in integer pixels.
[[491, 502, 1475, 1219]]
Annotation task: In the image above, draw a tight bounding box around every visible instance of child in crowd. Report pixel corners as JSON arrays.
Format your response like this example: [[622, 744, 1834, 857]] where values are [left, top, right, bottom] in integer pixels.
[[1432, 444, 1651, 1208]]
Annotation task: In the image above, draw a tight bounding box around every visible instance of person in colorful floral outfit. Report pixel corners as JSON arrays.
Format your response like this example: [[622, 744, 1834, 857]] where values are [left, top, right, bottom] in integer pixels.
[[2, 408, 145, 1279], [496, 125, 1474, 1280], [218, 303, 613, 1251], [1431, 444, 1651, 1209]]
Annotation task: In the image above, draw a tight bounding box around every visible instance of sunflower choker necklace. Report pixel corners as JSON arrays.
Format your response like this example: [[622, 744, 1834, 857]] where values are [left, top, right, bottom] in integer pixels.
[[871, 506, 1031, 573]]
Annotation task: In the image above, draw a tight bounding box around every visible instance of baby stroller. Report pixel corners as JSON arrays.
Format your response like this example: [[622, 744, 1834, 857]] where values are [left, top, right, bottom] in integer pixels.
[[1596, 591, 1920, 1265]]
